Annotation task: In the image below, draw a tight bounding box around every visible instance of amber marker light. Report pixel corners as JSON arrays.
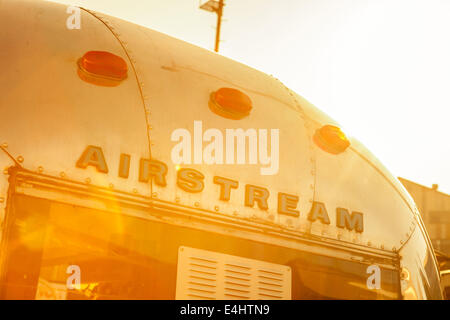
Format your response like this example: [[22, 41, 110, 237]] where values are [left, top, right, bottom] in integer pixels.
[[209, 87, 252, 120], [77, 51, 128, 87], [313, 125, 350, 154]]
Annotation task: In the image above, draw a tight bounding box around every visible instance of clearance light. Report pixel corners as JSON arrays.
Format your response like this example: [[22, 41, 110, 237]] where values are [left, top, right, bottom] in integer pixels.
[[209, 87, 252, 120], [313, 125, 350, 155], [77, 51, 128, 87]]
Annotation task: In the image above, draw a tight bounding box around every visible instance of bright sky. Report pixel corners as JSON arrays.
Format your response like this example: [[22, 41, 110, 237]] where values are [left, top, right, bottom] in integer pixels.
[[53, 0, 450, 194]]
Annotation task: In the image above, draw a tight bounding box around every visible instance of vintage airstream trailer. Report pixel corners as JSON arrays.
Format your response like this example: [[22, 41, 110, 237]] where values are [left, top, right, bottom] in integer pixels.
[[0, 0, 444, 299]]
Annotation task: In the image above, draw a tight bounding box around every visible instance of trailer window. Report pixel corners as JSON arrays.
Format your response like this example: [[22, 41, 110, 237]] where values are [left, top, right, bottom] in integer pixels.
[[0, 193, 401, 300], [288, 253, 400, 299], [0, 194, 173, 299]]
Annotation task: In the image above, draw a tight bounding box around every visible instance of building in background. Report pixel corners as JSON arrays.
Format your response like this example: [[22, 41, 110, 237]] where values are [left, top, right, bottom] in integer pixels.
[[399, 178, 450, 255]]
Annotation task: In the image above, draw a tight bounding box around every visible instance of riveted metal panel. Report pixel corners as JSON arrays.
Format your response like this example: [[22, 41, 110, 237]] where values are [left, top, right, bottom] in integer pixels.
[[0, 0, 150, 196], [312, 138, 415, 250], [289, 91, 418, 250], [92, 13, 315, 231]]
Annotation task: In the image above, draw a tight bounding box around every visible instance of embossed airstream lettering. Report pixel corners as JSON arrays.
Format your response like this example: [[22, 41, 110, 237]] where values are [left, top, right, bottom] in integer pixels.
[[75, 145, 108, 173], [336, 207, 364, 233], [139, 158, 167, 186], [308, 201, 331, 224], [75, 145, 364, 232]]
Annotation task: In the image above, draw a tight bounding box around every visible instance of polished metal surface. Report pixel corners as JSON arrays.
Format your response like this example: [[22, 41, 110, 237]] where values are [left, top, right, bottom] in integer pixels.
[[0, 0, 443, 299]]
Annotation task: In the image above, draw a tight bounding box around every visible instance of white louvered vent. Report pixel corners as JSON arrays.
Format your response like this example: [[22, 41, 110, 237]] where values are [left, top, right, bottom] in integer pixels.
[[176, 246, 291, 300]]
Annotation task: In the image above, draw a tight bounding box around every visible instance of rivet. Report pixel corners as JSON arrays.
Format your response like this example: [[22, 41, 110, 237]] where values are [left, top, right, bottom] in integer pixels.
[[194, 202, 200, 207], [400, 268, 410, 281], [148, 125, 153, 130], [392, 246, 397, 252], [3, 169, 8, 175], [0, 197, 4, 203], [380, 244, 385, 250], [367, 241, 372, 247], [214, 206, 219, 211], [108, 183, 114, 189], [85, 178, 91, 184], [38, 166, 44, 173], [151, 142, 155, 146], [233, 211, 238, 216], [60, 172, 66, 178], [175, 197, 180, 203], [1, 143, 7, 148], [152, 192, 158, 198], [17, 156, 24, 163], [133, 188, 138, 194], [268, 214, 274, 220]]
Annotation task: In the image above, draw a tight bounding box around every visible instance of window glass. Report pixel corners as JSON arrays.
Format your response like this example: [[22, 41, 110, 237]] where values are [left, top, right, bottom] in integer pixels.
[[289, 253, 400, 299], [0, 193, 401, 300]]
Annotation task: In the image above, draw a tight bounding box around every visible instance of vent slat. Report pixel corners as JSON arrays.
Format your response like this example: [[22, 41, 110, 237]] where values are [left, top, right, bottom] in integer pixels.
[[258, 286, 284, 294], [225, 293, 251, 299], [189, 269, 216, 276], [189, 275, 216, 282], [188, 281, 217, 288], [225, 275, 250, 282], [258, 280, 283, 287], [188, 294, 215, 300], [258, 275, 283, 282], [189, 262, 217, 270], [258, 269, 284, 276], [259, 293, 283, 299], [225, 269, 251, 277], [225, 281, 251, 288], [188, 287, 216, 295], [190, 256, 218, 264], [225, 287, 251, 294], [225, 263, 251, 271]]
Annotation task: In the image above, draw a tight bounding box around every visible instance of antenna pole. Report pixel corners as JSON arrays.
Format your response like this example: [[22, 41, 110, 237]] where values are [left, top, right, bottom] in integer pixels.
[[214, 0, 224, 52]]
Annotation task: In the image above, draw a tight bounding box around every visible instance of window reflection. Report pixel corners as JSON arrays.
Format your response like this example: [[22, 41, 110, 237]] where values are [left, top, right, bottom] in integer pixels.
[[0, 193, 401, 300]]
